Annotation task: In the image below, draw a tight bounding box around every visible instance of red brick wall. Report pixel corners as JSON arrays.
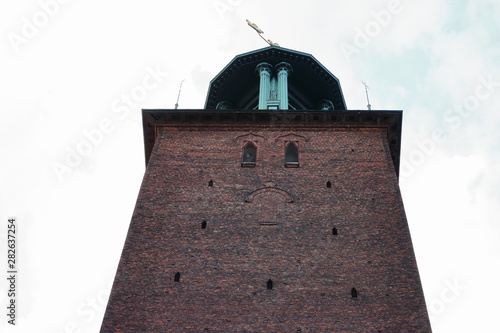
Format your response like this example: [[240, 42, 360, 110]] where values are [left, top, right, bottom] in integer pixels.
[[101, 123, 431, 332]]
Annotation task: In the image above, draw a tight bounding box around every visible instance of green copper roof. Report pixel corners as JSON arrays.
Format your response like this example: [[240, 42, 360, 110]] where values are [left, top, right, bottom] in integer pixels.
[[204, 46, 347, 110]]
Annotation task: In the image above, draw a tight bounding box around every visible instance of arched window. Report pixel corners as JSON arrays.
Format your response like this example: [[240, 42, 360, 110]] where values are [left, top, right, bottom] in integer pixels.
[[326, 181, 332, 188], [332, 227, 338, 235], [201, 220, 207, 229], [208, 180, 213, 188], [174, 272, 181, 282], [285, 142, 299, 167], [242, 142, 257, 167], [351, 287, 358, 298]]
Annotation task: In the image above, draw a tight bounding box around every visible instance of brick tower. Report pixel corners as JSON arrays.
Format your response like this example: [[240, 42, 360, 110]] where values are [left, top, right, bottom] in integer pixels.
[[101, 46, 432, 332]]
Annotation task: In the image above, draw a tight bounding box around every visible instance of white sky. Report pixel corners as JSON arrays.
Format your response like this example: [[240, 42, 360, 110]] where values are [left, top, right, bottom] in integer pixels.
[[1, 1, 499, 332]]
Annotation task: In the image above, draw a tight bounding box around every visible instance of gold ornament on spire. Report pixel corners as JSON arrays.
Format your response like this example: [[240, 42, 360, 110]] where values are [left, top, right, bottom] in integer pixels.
[[246, 19, 264, 34], [246, 19, 280, 47]]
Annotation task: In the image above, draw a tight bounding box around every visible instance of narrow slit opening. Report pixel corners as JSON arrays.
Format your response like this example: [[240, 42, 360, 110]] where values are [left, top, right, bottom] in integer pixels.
[[351, 287, 358, 298], [267, 279, 273, 290]]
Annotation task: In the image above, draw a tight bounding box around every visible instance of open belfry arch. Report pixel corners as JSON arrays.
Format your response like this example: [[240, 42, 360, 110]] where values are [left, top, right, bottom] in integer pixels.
[[101, 46, 432, 332]]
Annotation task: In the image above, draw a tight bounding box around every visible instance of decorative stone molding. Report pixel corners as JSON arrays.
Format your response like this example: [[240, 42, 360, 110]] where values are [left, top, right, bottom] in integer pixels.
[[274, 133, 309, 142], [233, 132, 268, 143], [244, 186, 294, 203]]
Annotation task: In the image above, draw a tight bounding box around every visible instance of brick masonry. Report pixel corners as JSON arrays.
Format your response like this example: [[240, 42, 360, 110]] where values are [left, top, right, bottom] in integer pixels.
[[101, 118, 432, 332]]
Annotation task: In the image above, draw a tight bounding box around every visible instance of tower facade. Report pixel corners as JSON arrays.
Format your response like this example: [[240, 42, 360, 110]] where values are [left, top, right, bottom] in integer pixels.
[[101, 47, 432, 332]]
